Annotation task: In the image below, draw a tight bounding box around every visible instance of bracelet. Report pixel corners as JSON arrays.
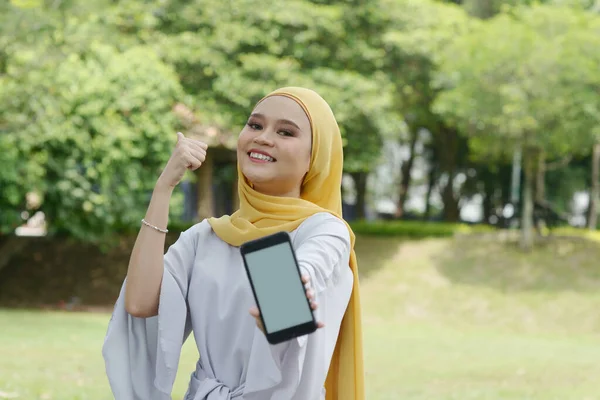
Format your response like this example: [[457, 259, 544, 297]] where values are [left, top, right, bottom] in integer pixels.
[[141, 218, 168, 233]]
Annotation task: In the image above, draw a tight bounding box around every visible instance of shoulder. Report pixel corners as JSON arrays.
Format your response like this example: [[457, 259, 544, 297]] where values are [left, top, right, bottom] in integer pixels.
[[186, 219, 213, 236], [298, 212, 349, 232], [174, 219, 214, 248], [294, 212, 350, 246]]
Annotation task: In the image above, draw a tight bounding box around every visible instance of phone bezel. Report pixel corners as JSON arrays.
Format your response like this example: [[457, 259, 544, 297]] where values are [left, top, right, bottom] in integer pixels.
[[240, 231, 318, 345]]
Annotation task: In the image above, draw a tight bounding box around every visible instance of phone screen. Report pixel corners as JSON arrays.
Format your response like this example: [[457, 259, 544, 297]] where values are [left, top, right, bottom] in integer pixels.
[[244, 242, 313, 334]]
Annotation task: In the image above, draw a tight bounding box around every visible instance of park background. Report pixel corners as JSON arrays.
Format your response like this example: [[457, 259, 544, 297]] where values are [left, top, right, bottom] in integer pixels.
[[1, 0, 600, 399]]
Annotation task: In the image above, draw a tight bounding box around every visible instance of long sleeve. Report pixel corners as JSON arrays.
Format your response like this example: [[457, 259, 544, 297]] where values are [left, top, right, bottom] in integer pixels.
[[244, 212, 353, 400], [102, 223, 203, 400]]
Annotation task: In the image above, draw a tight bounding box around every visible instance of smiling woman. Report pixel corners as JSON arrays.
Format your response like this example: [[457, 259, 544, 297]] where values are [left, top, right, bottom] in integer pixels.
[[238, 96, 313, 198], [102, 87, 364, 400]]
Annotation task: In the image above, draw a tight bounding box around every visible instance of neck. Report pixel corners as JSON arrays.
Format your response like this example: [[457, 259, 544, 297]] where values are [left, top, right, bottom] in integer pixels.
[[252, 183, 301, 198]]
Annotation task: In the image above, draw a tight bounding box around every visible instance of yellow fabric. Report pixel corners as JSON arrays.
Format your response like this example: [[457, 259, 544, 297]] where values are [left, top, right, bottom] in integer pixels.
[[207, 87, 364, 400]]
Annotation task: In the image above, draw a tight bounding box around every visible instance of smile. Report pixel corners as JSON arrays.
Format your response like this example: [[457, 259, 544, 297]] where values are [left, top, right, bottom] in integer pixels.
[[248, 152, 276, 162]]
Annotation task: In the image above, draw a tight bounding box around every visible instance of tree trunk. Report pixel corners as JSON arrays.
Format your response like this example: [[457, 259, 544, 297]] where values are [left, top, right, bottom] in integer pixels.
[[588, 142, 600, 230], [424, 166, 437, 220], [442, 173, 460, 222], [535, 150, 546, 204], [482, 174, 494, 224], [396, 131, 419, 217], [350, 171, 368, 220], [437, 126, 461, 222], [520, 149, 536, 251]]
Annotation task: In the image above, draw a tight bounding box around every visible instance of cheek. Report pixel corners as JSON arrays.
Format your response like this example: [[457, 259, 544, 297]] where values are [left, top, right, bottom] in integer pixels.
[[237, 130, 252, 153], [296, 144, 311, 174]]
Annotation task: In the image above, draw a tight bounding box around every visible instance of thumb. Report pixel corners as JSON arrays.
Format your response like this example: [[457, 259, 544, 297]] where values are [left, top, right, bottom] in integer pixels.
[[176, 131, 185, 142]]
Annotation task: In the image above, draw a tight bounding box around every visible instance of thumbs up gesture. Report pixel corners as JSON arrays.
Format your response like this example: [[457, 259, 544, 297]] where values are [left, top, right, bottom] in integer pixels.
[[157, 132, 208, 189]]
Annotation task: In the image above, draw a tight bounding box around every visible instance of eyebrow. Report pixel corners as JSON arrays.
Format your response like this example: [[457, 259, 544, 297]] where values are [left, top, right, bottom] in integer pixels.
[[250, 113, 301, 130]]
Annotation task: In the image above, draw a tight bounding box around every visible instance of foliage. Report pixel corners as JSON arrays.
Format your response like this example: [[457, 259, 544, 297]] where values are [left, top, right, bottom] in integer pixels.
[[350, 220, 495, 238], [433, 4, 599, 160], [0, 2, 184, 240], [148, 0, 399, 173], [1, 0, 599, 240], [432, 3, 600, 246]]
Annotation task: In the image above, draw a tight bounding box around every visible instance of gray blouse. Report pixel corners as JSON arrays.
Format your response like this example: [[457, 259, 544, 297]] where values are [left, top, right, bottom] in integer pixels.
[[102, 212, 353, 400]]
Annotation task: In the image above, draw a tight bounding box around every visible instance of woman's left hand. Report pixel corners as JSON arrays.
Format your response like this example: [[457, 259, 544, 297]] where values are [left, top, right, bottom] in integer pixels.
[[249, 272, 325, 335]]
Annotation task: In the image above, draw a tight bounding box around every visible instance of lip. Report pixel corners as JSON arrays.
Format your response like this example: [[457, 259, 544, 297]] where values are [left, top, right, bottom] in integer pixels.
[[248, 148, 276, 162]]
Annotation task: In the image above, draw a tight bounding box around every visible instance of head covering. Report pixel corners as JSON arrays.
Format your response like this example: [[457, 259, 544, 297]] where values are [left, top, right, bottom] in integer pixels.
[[208, 87, 364, 399]]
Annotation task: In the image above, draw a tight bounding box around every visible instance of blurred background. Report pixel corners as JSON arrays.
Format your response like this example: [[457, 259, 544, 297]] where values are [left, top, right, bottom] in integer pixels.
[[1, 0, 600, 398]]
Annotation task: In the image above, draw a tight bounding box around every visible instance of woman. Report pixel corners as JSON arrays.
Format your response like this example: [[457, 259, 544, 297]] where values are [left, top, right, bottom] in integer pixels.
[[102, 87, 364, 400]]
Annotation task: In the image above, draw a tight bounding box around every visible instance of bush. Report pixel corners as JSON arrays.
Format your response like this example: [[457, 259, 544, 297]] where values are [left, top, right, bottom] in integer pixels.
[[349, 220, 495, 238], [119, 219, 496, 241]]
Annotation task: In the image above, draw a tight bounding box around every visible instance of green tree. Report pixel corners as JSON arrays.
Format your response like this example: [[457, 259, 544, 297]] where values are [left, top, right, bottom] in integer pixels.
[[434, 4, 600, 248], [147, 0, 398, 218], [380, 0, 474, 220], [1, 0, 399, 235], [0, 1, 185, 241], [551, 15, 600, 228]]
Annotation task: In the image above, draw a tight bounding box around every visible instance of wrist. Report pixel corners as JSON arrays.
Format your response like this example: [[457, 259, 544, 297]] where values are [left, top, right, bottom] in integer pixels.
[[154, 179, 175, 195]]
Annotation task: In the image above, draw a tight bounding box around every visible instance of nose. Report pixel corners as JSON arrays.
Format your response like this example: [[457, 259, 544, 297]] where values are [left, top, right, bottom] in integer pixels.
[[253, 129, 274, 147]]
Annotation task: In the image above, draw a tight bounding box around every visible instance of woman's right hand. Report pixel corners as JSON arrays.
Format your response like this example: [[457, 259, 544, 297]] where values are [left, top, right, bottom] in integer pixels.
[[157, 132, 208, 189]]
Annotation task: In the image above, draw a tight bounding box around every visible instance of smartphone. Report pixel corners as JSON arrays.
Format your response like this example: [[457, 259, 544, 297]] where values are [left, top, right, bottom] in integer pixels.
[[240, 231, 318, 344]]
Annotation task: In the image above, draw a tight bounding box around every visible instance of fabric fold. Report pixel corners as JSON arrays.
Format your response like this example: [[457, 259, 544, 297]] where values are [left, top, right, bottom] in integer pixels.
[[184, 360, 245, 400], [243, 326, 285, 395], [102, 269, 191, 400]]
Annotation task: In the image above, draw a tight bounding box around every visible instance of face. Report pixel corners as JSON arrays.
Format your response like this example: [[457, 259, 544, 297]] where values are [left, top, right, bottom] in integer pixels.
[[237, 95, 312, 198]]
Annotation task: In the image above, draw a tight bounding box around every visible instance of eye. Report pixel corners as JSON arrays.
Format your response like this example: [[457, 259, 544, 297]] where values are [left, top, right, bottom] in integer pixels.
[[247, 122, 262, 130], [278, 130, 294, 137]]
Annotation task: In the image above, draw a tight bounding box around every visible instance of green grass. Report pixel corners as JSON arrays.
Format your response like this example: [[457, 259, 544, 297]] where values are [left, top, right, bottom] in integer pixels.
[[3, 234, 600, 399], [356, 235, 600, 400]]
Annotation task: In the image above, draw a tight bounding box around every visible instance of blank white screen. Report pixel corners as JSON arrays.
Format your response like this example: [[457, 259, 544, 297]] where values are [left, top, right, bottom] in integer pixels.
[[245, 242, 313, 333]]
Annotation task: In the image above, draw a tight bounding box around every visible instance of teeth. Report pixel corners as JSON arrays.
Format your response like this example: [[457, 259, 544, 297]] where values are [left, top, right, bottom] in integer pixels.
[[249, 152, 274, 162]]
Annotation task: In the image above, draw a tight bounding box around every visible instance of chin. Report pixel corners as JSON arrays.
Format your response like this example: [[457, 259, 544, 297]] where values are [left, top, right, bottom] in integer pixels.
[[240, 168, 273, 186]]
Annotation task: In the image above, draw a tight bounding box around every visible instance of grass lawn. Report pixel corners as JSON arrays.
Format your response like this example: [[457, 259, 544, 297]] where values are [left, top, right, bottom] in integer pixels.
[[2, 235, 600, 399]]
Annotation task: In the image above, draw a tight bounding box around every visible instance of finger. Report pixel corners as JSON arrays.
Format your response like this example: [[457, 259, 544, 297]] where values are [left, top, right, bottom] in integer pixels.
[[177, 131, 185, 142], [189, 140, 209, 151], [188, 148, 206, 163], [249, 306, 260, 318], [249, 307, 265, 332], [301, 273, 309, 284], [186, 140, 208, 153], [184, 154, 203, 171], [310, 301, 318, 310], [306, 289, 314, 300], [317, 321, 325, 329]]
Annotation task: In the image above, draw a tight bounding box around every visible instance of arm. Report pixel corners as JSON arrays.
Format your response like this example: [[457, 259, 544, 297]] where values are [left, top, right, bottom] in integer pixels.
[[295, 213, 351, 296], [245, 213, 353, 400], [125, 132, 207, 317], [125, 183, 173, 317]]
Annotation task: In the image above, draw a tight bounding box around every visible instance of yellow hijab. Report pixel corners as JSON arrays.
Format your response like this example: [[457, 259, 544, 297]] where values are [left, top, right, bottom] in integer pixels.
[[208, 87, 364, 399]]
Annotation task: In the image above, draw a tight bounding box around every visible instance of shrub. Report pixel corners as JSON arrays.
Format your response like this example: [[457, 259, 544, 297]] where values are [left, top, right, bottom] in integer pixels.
[[349, 220, 495, 238]]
